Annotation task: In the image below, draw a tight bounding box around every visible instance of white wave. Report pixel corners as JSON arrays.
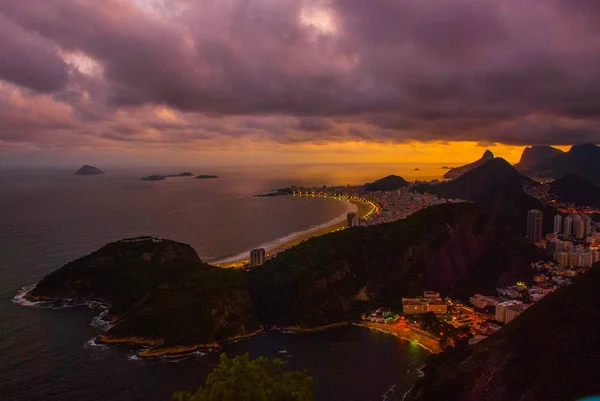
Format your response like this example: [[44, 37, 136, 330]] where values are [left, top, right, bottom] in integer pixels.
[[382, 384, 397, 401], [402, 385, 415, 401], [11, 284, 41, 307], [212, 198, 358, 264], [83, 337, 107, 349], [90, 309, 114, 331], [128, 354, 141, 362]]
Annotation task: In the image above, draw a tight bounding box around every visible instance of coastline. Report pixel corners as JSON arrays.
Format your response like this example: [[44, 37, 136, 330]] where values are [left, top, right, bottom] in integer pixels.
[[213, 195, 374, 267], [355, 322, 442, 354], [16, 283, 441, 360], [273, 322, 352, 333]]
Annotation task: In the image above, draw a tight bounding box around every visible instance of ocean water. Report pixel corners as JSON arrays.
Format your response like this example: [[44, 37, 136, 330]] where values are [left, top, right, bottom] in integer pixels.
[[0, 164, 440, 401]]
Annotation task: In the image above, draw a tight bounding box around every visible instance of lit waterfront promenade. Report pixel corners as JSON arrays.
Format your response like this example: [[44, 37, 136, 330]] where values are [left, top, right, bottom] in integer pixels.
[[357, 321, 443, 354]]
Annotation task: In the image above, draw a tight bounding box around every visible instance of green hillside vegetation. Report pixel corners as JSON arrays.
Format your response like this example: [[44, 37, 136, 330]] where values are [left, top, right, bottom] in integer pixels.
[[172, 353, 313, 401], [406, 264, 600, 401], [29, 203, 545, 347], [29, 237, 259, 346]]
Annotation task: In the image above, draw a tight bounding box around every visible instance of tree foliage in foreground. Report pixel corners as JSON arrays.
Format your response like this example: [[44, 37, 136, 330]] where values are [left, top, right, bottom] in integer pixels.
[[172, 353, 314, 401]]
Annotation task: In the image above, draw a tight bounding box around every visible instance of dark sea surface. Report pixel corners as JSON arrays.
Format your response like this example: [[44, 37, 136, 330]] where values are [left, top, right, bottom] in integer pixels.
[[0, 165, 439, 401]]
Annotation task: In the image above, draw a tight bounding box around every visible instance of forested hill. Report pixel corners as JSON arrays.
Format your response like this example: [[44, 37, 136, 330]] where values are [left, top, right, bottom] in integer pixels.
[[28, 237, 260, 346], [250, 202, 545, 328]]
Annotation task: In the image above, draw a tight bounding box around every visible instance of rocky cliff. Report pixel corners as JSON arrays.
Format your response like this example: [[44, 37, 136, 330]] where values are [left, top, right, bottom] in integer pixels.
[[443, 150, 494, 179], [405, 265, 600, 401]]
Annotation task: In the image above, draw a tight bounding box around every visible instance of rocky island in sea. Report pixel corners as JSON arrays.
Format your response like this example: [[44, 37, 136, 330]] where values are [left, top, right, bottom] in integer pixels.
[[195, 174, 219, 179], [141, 175, 166, 181], [25, 202, 544, 358], [141, 172, 197, 180], [75, 165, 104, 175]]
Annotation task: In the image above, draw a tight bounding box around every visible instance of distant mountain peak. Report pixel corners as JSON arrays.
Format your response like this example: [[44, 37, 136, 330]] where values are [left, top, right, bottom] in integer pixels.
[[414, 157, 552, 234], [515, 145, 564, 170], [517, 143, 600, 184], [443, 150, 494, 179], [569, 143, 598, 153]]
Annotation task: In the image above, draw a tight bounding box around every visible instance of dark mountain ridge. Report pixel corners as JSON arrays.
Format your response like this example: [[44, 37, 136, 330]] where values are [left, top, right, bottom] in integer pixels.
[[521, 143, 600, 184], [514, 145, 564, 170], [414, 158, 556, 234], [548, 174, 600, 208], [406, 264, 600, 401]]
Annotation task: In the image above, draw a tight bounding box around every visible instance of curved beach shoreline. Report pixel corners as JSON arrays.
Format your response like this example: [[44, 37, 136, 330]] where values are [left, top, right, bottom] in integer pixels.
[[213, 195, 373, 267], [355, 322, 442, 354]]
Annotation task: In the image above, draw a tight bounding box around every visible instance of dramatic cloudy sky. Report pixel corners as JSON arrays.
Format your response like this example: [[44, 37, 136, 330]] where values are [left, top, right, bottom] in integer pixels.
[[1, 0, 599, 167]]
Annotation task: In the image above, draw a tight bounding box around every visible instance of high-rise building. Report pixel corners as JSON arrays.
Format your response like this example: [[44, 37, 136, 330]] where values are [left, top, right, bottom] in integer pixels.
[[526, 210, 543, 244], [584, 215, 593, 235], [573, 215, 585, 239], [563, 215, 573, 236], [347, 212, 357, 227], [249, 248, 266, 267], [553, 215, 562, 234]]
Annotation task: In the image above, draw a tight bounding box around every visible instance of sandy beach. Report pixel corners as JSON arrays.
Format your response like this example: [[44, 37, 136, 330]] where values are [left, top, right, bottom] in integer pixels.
[[356, 321, 443, 354], [214, 195, 375, 268]]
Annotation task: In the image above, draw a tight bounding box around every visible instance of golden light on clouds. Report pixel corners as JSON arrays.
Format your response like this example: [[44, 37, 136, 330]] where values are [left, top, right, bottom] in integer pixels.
[[299, 5, 337, 35], [283, 140, 532, 165], [156, 106, 178, 121]]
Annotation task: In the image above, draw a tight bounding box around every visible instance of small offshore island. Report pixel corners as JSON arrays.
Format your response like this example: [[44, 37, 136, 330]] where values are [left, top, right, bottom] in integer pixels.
[[142, 173, 219, 181], [75, 165, 104, 175]]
